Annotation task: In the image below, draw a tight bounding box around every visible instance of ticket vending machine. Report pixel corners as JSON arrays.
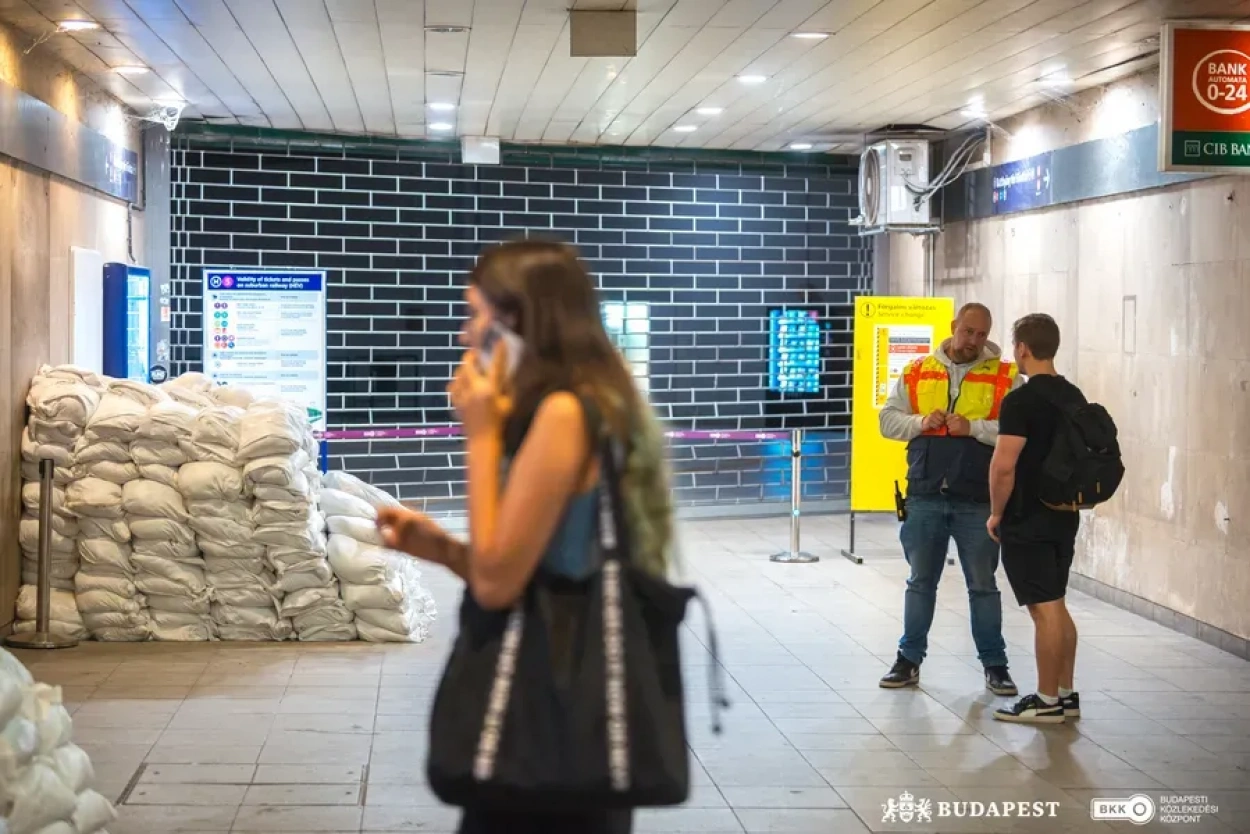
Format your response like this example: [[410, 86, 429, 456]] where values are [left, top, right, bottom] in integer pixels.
[[102, 263, 171, 384]]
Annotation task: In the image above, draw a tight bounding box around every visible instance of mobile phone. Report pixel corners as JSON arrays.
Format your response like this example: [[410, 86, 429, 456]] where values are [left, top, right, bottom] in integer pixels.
[[478, 322, 524, 379]]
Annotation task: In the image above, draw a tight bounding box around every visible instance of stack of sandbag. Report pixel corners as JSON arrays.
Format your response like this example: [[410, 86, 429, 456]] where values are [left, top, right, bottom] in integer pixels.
[[240, 401, 352, 641], [323, 471, 436, 643], [0, 648, 116, 834], [17, 367, 101, 620], [12, 586, 87, 641]]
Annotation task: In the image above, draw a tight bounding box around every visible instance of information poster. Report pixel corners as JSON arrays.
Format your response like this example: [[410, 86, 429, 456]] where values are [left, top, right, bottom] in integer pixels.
[[202, 269, 327, 431], [1160, 22, 1250, 171], [849, 296, 953, 513]]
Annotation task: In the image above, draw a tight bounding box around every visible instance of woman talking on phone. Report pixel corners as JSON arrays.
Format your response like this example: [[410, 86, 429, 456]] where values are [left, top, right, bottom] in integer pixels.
[[376, 240, 677, 834]]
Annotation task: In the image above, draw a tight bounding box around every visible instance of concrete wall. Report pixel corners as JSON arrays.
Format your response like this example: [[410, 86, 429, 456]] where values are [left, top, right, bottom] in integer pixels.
[[0, 22, 143, 629], [887, 70, 1250, 642]]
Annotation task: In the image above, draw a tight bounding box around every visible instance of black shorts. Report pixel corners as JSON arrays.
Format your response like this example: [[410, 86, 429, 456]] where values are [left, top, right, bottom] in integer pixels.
[[1000, 513, 1078, 607]]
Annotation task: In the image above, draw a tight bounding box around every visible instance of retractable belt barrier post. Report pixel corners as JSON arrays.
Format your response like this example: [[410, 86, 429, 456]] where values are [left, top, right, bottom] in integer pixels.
[[318, 426, 819, 563], [4, 459, 78, 650]]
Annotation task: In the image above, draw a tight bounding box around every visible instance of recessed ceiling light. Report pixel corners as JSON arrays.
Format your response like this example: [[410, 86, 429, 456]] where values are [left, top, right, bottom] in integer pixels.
[[960, 108, 987, 119], [673, 125, 698, 133], [429, 122, 454, 132], [57, 20, 99, 32], [113, 65, 149, 76], [738, 74, 767, 84], [789, 142, 813, 150], [425, 26, 468, 33], [791, 32, 828, 40], [428, 102, 456, 112], [696, 106, 723, 116]]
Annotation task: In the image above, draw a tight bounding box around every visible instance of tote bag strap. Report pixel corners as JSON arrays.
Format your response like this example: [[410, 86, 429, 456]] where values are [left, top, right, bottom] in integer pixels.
[[595, 433, 633, 566]]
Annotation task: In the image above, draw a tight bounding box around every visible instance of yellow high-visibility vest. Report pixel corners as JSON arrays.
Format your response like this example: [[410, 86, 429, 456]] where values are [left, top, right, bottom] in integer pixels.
[[902, 354, 1017, 436]]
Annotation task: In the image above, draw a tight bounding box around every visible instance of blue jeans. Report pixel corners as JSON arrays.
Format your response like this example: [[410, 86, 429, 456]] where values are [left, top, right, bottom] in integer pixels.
[[897, 494, 1008, 669]]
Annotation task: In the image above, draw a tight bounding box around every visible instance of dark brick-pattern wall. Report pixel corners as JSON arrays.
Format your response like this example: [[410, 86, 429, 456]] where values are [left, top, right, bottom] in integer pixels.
[[169, 131, 870, 512]]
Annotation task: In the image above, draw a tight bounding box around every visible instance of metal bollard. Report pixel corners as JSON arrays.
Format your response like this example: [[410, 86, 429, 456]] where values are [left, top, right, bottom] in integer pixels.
[[5, 459, 78, 650], [770, 429, 818, 564]]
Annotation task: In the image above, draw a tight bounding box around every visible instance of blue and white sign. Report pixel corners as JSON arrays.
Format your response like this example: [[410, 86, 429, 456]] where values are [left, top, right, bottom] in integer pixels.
[[202, 269, 327, 430], [990, 152, 1053, 214]]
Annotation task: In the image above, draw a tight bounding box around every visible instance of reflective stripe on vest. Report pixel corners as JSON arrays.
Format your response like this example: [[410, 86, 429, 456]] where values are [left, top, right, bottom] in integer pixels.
[[902, 354, 1018, 436]]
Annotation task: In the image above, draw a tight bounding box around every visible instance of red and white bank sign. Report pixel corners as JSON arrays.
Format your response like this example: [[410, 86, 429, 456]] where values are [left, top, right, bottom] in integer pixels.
[[1159, 21, 1250, 171]]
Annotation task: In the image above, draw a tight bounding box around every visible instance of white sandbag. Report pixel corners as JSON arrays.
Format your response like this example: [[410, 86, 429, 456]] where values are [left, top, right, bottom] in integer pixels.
[[72, 788, 116, 834], [137, 464, 179, 489], [71, 436, 130, 465], [296, 622, 357, 641], [192, 405, 244, 449], [212, 587, 276, 609], [74, 572, 137, 599], [238, 401, 309, 461], [150, 610, 209, 629], [75, 589, 143, 616], [252, 501, 316, 526], [109, 378, 167, 406], [20, 570, 75, 592], [20, 459, 76, 487], [27, 379, 100, 426], [19, 517, 77, 553], [253, 484, 313, 504], [20, 683, 73, 755], [178, 462, 244, 501], [66, 478, 125, 519], [140, 400, 198, 441], [243, 451, 312, 488], [130, 440, 188, 468], [255, 518, 326, 551], [265, 546, 320, 570], [36, 363, 106, 391], [81, 460, 140, 485], [30, 418, 83, 447], [211, 385, 255, 408], [201, 540, 266, 562], [22, 428, 75, 467], [341, 580, 405, 612], [122, 478, 189, 524], [0, 673, 22, 727], [150, 622, 215, 642], [186, 498, 251, 525], [16, 586, 82, 625], [274, 559, 334, 593], [5, 760, 79, 834], [211, 604, 280, 628], [325, 515, 384, 546], [188, 517, 253, 545], [291, 606, 355, 630], [85, 391, 147, 440], [218, 622, 292, 642], [162, 386, 215, 409], [93, 625, 151, 642], [49, 742, 95, 795], [354, 605, 430, 638], [77, 540, 132, 573], [131, 554, 207, 594], [132, 537, 200, 564], [327, 535, 408, 585], [146, 594, 210, 615], [0, 716, 38, 782], [280, 585, 341, 618], [355, 619, 419, 644], [78, 517, 129, 542], [322, 470, 402, 509], [13, 618, 88, 640], [20, 556, 79, 584], [128, 517, 195, 544], [205, 564, 273, 589], [22, 482, 74, 519], [320, 488, 376, 521], [82, 610, 149, 631]]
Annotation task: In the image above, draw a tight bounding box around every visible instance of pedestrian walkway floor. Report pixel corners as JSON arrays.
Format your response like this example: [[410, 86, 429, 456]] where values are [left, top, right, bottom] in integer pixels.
[[13, 515, 1250, 833]]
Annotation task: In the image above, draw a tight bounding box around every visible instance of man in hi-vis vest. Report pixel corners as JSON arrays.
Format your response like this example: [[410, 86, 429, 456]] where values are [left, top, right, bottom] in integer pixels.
[[877, 302, 1022, 696]]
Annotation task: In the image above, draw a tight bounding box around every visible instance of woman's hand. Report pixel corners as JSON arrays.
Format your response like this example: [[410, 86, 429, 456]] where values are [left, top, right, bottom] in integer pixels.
[[448, 347, 513, 439], [377, 506, 455, 566]]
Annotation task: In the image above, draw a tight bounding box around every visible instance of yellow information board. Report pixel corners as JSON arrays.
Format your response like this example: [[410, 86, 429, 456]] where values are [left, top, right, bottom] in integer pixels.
[[849, 296, 954, 513]]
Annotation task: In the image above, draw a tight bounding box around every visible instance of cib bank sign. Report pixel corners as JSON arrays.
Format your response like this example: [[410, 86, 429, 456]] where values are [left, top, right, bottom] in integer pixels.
[[1160, 21, 1250, 171]]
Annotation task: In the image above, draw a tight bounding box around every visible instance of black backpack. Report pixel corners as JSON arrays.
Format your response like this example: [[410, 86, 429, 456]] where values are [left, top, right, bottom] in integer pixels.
[[1037, 387, 1124, 511]]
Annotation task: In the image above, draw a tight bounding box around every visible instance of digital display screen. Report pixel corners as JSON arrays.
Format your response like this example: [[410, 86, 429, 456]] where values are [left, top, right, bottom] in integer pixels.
[[769, 308, 821, 395]]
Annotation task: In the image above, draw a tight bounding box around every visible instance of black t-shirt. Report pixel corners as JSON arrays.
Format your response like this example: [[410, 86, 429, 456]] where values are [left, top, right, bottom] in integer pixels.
[[998, 374, 1086, 531]]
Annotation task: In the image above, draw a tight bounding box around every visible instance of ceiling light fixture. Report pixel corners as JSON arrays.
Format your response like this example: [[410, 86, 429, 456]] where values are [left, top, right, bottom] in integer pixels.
[[696, 106, 723, 116], [428, 102, 456, 112], [1040, 68, 1071, 85], [429, 122, 454, 132], [113, 65, 149, 76], [789, 142, 813, 150], [738, 74, 767, 84], [673, 125, 698, 133], [791, 32, 828, 40], [57, 20, 99, 32], [425, 26, 469, 34]]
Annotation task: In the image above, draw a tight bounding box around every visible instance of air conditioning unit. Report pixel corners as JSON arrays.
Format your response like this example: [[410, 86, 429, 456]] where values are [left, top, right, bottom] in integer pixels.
[[856, 139, 934, 235]]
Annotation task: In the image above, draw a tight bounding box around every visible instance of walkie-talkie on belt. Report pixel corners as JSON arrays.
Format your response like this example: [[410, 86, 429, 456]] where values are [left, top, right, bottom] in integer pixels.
[[894, 480, 907, 522]]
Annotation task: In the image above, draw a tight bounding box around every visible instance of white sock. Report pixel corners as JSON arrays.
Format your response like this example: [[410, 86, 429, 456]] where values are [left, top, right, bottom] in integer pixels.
[[1058, 687, 1073, 698], [1037, 692, 1059, 706]]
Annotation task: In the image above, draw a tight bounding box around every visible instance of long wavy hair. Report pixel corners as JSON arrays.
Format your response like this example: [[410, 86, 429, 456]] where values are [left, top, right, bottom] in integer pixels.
[[468, 240, 675, 577]]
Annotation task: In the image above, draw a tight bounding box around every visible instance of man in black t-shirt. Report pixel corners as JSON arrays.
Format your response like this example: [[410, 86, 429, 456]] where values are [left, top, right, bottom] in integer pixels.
[[986, 314, 1084, 725]]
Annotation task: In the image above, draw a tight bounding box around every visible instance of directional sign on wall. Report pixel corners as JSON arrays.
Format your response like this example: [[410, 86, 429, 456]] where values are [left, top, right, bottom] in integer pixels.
[[1160, 21, 1250, 172]]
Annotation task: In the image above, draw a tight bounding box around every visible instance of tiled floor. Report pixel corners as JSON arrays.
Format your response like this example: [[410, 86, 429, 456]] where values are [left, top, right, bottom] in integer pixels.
[[13, 515, 1250, 833]]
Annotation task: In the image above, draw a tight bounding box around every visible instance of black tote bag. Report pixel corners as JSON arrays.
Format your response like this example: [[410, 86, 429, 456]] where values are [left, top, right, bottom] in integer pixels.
[[426, 436, 727, 813]]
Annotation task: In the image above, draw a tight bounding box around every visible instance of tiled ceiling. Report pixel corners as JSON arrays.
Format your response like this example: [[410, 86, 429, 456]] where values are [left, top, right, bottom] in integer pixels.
[[3, 0, 1250, 151]]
